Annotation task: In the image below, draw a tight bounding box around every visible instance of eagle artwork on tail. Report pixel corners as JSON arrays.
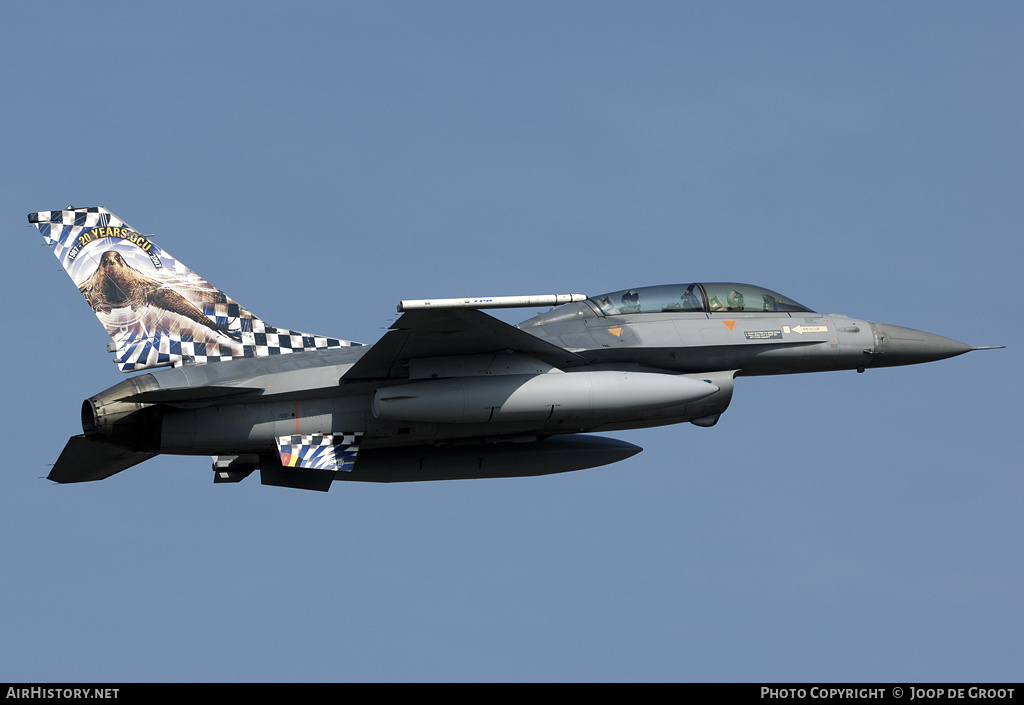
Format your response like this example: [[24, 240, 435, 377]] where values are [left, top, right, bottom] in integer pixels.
[[30, 207, 353, 372], [79, 249, 240, 340]]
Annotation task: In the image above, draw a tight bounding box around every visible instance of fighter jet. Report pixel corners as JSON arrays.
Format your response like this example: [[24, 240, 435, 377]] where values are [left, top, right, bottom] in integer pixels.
[[28, 207, 1001, 491]]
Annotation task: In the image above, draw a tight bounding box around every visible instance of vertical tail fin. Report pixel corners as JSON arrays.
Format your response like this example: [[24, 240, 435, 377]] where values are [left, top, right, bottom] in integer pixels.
[[29, 207, 357, 372]]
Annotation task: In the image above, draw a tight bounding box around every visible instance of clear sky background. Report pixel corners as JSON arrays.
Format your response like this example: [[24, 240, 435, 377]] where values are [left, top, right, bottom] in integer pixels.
[[2, 1, 1021, 683]]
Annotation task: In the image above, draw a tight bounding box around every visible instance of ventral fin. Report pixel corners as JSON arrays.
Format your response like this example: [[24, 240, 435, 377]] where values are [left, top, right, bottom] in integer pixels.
[[275, 433, 362, 472]]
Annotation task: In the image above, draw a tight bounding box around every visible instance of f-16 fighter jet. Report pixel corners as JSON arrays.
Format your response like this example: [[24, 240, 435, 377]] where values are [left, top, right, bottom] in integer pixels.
[[28, 207, 1000, 491]]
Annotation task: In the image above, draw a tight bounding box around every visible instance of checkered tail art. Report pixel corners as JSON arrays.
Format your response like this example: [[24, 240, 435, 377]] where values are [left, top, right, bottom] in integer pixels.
[[29, 207, 358, 372]]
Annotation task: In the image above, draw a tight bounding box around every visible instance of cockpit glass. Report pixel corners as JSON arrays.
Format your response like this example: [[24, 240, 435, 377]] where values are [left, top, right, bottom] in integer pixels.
[[702, 283, 811, 313], [590, 283, 812, 315], [591, 284, 707, 315]]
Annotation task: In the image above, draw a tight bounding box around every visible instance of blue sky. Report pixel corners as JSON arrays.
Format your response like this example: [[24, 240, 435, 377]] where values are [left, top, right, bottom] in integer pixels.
[[2, 1, 1021, 682]]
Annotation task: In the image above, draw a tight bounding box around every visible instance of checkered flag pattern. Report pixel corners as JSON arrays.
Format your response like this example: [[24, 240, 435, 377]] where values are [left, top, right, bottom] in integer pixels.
[[276, 433, 362, 472], [29, 207, 358, 372]]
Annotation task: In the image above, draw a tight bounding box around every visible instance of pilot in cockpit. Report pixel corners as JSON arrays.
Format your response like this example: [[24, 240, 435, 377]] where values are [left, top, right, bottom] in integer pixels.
[[679, 284, 702, 311], [710, 289, 745, 311], [620, 289, 641, 313]]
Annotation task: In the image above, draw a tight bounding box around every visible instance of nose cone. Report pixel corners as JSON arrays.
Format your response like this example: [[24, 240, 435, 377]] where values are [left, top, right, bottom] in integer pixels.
[[868, 322, 975, 367]]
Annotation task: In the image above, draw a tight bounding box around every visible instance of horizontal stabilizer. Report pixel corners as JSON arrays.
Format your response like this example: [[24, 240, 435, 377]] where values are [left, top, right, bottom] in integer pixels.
[[48, 435, 156, 483]]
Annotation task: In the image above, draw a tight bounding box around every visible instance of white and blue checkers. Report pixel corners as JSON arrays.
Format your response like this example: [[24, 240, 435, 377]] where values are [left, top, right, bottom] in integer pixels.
[[29, 207, 358, 372], [276, 433, 362, 472]]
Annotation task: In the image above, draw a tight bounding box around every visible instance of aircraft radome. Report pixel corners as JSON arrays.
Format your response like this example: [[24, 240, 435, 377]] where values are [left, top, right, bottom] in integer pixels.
[[28, 207, 1002, 491]]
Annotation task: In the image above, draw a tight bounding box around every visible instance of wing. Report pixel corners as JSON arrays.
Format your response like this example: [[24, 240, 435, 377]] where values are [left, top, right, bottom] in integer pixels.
[[342, 309, 582, 380]]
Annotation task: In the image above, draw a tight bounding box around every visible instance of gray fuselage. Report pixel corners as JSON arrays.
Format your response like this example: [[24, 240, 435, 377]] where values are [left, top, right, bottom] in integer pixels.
[[84, 284, 972, 464]]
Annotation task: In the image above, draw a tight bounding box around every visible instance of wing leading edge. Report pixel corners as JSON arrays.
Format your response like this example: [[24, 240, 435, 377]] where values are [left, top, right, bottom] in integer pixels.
[[342, 308, 582, 380]]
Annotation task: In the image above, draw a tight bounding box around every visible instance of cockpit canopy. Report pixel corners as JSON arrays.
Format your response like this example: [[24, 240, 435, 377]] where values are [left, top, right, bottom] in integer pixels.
[[590, 283, 813, 315]]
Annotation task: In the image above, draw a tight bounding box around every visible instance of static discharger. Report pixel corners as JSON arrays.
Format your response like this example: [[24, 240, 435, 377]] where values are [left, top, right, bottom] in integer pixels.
[[398, 294, 588, 312]]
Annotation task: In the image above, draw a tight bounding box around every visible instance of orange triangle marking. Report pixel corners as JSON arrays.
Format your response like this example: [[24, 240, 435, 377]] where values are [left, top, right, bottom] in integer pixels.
[[607, 327, 623, 337], [722, 320, 736, 331]]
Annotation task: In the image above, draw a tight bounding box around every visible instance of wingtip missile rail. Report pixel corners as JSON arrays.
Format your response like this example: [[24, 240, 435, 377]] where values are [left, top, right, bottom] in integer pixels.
[[397, 293, 588, 312]]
